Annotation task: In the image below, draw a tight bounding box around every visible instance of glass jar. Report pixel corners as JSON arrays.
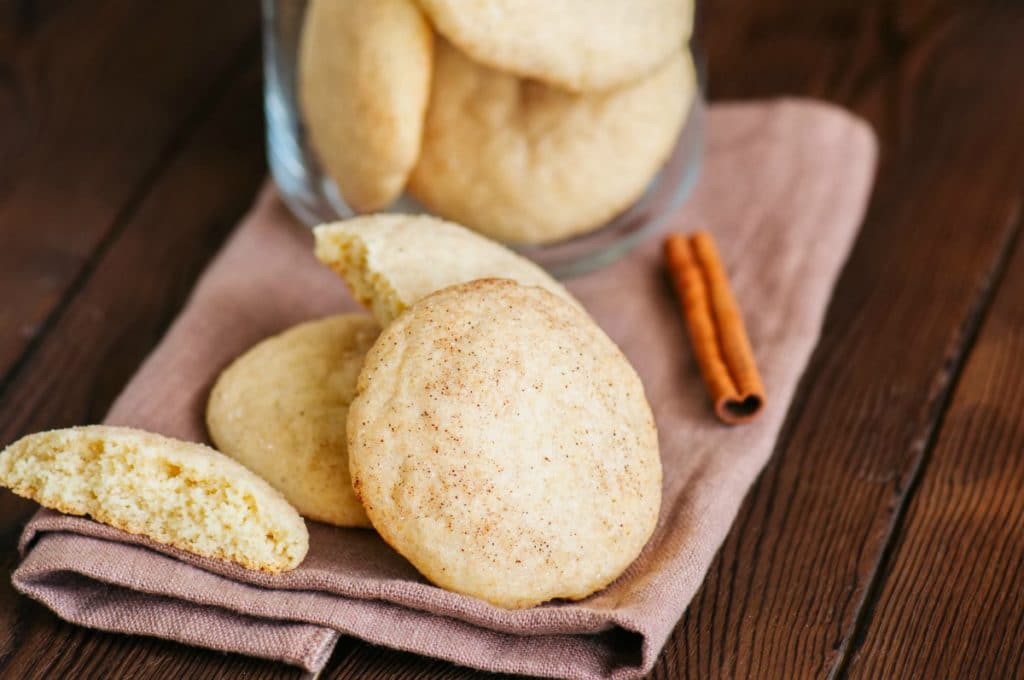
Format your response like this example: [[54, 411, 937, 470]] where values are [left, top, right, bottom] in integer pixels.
[[263, 0, 704, 277]]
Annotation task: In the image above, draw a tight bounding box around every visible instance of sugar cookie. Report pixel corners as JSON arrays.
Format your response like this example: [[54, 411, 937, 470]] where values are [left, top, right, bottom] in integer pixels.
[[409, 44, 696, 244], [207, 315, 380, 528], [348, 279, 661, 608], [299, 0, 433, 211]]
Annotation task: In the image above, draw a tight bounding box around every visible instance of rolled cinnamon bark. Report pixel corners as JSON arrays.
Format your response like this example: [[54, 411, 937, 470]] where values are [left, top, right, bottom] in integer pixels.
[[664, 231, 766, 424]]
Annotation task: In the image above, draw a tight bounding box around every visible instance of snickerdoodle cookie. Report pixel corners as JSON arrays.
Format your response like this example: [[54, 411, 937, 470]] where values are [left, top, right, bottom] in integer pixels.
[[299, 0, 433, 211], [314, 214, 578, 325], [417, 0, 693, 92], [408, 43, 696, 244], [207, 314, 380, 528], [347, 279, 661, 608]]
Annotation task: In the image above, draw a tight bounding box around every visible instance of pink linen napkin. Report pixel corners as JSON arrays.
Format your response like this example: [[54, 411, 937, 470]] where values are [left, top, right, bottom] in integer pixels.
[[11, 99, 876, 678]]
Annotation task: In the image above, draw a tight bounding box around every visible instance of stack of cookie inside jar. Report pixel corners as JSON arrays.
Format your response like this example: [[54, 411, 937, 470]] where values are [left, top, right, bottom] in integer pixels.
[[292, 0, 700, 265]]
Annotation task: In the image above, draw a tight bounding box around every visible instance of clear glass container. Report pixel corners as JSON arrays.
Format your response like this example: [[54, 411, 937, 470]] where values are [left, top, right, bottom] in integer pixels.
[[263, 0, 704, 277]]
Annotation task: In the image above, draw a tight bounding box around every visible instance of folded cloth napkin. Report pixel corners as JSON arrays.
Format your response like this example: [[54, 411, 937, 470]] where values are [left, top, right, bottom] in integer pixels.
[[12, 99, 876, 679]]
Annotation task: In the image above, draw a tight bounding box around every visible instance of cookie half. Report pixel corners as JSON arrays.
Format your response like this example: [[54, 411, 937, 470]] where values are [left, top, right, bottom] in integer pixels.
[[348, 279, 662, 608], [0, 426, 308, 573], [207, 314, 380, 528], [314, 214, 578, 325]]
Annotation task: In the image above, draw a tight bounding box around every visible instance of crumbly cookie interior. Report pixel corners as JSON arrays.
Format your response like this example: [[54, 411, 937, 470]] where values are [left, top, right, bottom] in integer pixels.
[[0, 427, 307, 573]]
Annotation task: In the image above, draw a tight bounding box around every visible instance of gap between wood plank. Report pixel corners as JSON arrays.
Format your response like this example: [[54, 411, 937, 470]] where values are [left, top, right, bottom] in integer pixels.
[[0, 32, 261, 404], [828, 204, 1024, 679]]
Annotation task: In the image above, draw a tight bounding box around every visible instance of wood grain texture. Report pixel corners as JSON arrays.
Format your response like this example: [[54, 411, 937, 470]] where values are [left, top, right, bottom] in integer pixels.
[[650, 2, 1024, 678], [843, 233, 1024, 678], [0, 60, 317, 679], [325, 644, 517, 680], [0, 0, 259, 387], [0, 609, 301, 680]]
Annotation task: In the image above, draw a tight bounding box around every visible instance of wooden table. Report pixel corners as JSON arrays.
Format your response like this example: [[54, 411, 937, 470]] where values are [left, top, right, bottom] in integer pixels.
[[2, 1, 1022, 677]]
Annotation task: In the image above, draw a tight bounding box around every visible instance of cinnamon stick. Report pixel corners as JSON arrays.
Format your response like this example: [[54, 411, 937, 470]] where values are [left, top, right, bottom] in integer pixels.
[[664, 231, 766, 424]]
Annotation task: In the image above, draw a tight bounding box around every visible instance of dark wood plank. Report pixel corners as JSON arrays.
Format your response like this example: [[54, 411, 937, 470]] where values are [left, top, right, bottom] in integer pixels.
[[0, 57, 320, 679], [843, 233, 1024, 677], [0, 0, 259, 385], [325, 643, 516, 680], [0, 599, 301, 680], [651, 2, 1024, 678]]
